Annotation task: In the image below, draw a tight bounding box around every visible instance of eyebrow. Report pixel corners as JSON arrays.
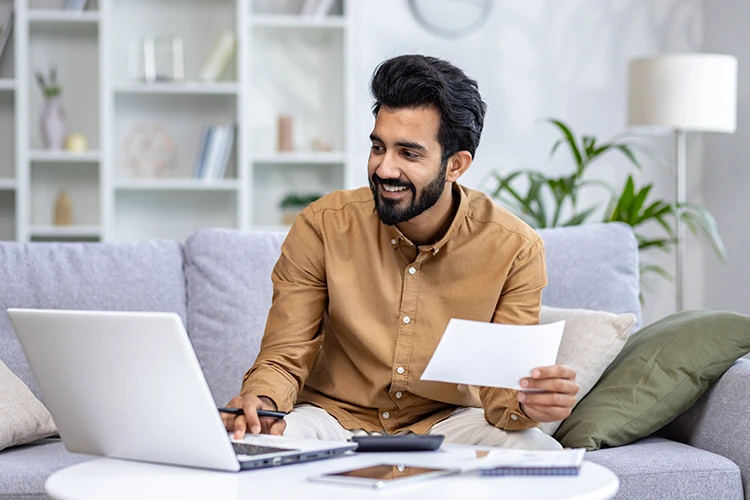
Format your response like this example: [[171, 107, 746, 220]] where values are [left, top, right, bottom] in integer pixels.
[[369, 134, 428, 152]]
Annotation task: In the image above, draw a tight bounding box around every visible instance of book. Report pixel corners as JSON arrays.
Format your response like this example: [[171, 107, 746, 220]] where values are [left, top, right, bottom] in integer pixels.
[[64, 0, 88, 10], [193, 126, 211, 178], [198, 31, 235, 82], [467, 448, 586, 477], [312, 0, 335, 17], [0, 10, 13, 63]]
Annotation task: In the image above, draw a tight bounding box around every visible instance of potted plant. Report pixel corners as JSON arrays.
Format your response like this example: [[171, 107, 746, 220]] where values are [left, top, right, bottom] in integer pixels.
[[488, 119, 726, 296], [34, 66, 66, 151], [280, 193, 323, 225]]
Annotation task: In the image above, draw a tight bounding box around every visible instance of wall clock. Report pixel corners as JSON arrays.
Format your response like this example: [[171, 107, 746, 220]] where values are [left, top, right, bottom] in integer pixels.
[[408, 0, 494, 39]]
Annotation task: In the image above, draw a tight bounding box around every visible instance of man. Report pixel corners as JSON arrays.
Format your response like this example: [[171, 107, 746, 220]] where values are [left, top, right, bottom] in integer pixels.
[[223, 55, 578, 449]]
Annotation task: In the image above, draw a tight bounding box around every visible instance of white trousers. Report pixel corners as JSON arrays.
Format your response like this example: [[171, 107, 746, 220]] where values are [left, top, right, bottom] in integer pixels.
[[283, 405, 562, 450]]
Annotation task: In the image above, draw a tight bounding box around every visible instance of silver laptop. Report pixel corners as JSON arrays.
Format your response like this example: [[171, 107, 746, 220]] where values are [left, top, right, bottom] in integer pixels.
[[8, 308, 356, 472]]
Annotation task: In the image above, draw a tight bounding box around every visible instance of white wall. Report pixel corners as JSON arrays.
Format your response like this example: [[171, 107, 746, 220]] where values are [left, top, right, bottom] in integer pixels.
[[350, 0, 703, 325], [702, 2, 750, 316]]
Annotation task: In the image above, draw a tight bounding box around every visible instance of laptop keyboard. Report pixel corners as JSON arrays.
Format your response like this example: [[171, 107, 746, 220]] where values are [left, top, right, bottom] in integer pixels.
[[232, 442, 298, 457]]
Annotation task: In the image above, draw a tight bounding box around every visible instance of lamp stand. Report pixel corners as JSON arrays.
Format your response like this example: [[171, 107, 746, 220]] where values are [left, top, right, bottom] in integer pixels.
[[675, 129, 687, 311]]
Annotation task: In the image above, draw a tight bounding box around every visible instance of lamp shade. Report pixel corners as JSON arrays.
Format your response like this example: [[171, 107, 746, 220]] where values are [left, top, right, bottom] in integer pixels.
[[627, 54, 738, 133]]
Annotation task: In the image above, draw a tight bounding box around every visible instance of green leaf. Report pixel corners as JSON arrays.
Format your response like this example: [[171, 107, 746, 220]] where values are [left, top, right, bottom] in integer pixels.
[[547, 119, 584, 169], [615, 144, 643, 170], [563, 206, 597, 226]]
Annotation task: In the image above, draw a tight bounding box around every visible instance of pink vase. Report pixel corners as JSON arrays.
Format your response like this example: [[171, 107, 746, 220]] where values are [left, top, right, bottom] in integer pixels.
[[41, 97, 66, 151]]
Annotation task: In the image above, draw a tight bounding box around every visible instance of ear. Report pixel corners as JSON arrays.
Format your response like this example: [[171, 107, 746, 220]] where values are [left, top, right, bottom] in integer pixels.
[[445, 151, 472, 183]]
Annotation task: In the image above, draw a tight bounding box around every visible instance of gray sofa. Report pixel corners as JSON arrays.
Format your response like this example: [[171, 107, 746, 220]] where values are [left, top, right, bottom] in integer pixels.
[[0, 222, 748, 500]]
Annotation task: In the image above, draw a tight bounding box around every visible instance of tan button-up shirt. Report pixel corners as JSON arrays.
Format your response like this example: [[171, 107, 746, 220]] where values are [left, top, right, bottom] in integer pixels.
[[242, 184, 546, 434]]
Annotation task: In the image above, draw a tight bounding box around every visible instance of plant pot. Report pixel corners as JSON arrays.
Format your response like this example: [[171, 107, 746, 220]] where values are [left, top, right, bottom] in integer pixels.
[[41, 97, 67, 151]]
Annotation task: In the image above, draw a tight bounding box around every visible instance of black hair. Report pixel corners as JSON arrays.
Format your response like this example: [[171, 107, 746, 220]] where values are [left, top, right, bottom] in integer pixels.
[[370, 54, 487, 165]]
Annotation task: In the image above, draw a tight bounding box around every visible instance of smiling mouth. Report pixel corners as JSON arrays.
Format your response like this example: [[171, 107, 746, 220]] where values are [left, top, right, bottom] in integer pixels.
[[382, 185, 408, 193]]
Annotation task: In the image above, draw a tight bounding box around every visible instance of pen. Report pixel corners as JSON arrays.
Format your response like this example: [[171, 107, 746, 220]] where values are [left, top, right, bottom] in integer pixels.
[[218, 407, 287, 420]]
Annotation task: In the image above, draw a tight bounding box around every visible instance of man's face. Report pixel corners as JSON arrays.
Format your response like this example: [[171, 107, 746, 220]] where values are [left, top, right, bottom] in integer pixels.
[[368, 106, 448, 226]]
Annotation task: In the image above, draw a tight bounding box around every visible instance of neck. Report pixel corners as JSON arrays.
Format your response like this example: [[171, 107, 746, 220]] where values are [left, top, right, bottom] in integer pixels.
[[396, 184, 459, 247]]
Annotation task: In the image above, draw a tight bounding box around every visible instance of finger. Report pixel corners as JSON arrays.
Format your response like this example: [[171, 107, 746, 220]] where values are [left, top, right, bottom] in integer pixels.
[[233, 415, 247, 440], [242, 399, 262, 435], [530, 365, 576, 380], [520, 378, 579, 395], [269, 419, 287, 436], [259, 417, 280, 434], [222, 413, 235, 431], [523, 405, 573, 422], [519, 391, 577, 407]]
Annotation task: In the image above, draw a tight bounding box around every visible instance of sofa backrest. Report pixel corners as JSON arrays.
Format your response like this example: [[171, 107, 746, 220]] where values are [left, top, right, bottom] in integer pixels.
[[538, 222, 642, 327], [0, 240, 187, 399], [185, 222, 642, 405]]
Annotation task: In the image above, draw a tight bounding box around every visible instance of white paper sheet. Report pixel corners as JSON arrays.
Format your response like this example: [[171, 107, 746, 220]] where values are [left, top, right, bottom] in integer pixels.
[[420, 318, 565, 390]]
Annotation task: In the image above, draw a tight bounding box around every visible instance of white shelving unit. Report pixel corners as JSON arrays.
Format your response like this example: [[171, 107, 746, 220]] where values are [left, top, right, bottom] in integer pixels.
[[0, 0, 353, 242]]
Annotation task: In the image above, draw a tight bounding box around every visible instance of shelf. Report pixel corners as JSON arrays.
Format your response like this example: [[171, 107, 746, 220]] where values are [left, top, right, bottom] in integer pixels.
[[30, 225, 101, 238], [114, 82, 239, 96], [253, 152, 346, 164], [0, 179, 16, 190], [28, 10, 101, 24], [0, 79, 15, 92], [115, 178, 239, 191], [29, 151, 101, 163], [251, 15, 346, 29]]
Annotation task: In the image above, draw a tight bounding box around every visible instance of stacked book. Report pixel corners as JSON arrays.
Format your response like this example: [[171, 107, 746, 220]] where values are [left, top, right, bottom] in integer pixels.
[[194, 124, 235, 181], [64, 0, 88, 10]]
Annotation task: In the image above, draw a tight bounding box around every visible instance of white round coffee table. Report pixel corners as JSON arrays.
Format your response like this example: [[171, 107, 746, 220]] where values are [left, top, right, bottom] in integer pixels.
[[47, 446, 619, 500]]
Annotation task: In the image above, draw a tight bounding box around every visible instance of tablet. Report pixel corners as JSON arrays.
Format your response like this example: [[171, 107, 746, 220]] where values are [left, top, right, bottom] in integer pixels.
[[309, 464, 459, 489]]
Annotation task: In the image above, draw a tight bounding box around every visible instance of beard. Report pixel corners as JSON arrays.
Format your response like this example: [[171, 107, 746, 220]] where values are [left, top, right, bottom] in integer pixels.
[[369, 163, 447, 226]]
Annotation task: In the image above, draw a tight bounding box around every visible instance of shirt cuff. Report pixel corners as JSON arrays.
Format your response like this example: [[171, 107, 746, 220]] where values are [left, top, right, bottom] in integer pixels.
[[241, 368, 299, 413], [481, 387, 539, 431]]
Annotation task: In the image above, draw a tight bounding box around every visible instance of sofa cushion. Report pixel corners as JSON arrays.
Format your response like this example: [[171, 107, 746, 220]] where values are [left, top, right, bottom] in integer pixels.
[[0, 438, 92, 499], [587, 437, 743, 500], [537, 223, 642, 328], [555, 310, 750, 450], [538, 306, 634, 436], [0, 359, 56, 452], [0, 240, 187, 400], [184, 229, 286, 406]]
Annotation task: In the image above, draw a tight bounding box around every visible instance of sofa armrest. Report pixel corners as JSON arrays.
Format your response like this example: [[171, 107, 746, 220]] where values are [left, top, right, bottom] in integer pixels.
[[658, 358, 750, 498]]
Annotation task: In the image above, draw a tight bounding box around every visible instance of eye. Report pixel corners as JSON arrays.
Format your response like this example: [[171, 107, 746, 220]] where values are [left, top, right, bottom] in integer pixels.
[[370, 144, 384, 153], [402, 150, 420, 159]]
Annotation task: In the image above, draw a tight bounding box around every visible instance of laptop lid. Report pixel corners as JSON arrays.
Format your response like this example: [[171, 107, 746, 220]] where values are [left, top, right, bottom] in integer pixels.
[[8, 309, 243, 471]]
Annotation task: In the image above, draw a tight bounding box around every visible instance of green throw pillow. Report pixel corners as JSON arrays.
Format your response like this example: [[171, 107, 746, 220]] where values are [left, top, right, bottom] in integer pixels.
[[553, 310, 750, 450]]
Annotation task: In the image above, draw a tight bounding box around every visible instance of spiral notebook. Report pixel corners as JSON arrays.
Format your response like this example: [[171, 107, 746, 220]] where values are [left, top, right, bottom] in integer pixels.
[[467, 448, 586, 477]]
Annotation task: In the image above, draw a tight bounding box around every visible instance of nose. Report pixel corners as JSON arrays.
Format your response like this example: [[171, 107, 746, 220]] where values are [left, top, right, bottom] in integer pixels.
[[374, 150, 401, 180]]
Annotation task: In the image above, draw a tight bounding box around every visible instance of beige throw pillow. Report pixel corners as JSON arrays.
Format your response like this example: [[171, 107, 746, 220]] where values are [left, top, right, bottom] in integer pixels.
[[0, 358, 57, 451], [538, 306, 635, 436]]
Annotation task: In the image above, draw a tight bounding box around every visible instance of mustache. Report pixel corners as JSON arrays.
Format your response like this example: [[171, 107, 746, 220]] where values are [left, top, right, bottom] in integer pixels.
[[371, 174, 415, 191]]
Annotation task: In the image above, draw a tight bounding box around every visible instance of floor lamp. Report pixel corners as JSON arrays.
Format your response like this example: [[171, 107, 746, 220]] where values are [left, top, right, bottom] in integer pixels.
[[626, 54, 738, 311]]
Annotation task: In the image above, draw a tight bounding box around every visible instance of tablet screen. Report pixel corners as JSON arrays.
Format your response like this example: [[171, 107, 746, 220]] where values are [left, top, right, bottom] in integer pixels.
[[326, 464, 448, 480]]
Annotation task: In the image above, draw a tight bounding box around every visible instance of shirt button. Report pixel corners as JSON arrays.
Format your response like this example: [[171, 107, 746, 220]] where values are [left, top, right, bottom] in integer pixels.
[[510, 414, 519, 421], [395, 392, 402, 399], [391, 239, 397, 245], [403, 316, 411, 324], [383, 412, 390, 419], [397, 366, 405, 374], [408, 267, 416, 275]]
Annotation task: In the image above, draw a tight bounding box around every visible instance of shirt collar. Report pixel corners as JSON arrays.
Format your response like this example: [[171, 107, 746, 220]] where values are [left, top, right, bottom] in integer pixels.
[[383, 183, 469, 254]]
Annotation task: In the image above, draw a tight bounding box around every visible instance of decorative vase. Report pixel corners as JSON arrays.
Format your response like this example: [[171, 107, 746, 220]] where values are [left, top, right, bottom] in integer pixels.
[[41, 97, 66, 151]]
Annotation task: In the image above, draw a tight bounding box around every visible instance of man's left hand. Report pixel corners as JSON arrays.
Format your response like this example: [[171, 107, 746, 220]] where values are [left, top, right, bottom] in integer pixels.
[[518, 365, 579, 423]]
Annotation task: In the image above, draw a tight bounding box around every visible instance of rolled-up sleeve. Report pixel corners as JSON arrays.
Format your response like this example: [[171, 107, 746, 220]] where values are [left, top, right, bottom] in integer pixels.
[[481, 236, 547, 431], [241, 205, 328, 412]]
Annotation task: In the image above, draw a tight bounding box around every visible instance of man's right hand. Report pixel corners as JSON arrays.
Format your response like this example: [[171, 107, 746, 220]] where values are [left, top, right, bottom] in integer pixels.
[[222, 394, 286, 439]]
